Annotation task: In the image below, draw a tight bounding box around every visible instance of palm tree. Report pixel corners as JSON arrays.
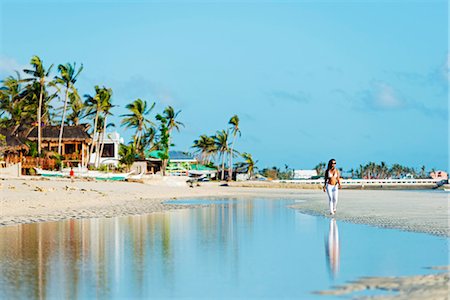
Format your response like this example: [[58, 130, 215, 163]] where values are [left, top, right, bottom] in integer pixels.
[[163, 106, 184, 153], [156, 106, 184, 176], [155, 113, 170, 176], [214, 129, 229, 180], [164, 106, 184, 134], [227, 115, 241, 180], [119, 143, 136, 171], [139, 127, 157, 156], [314, 162, 326, 177], [420, 165, 426, 179], [96, 93, 114, 168], [84, 86, 112, 167], [120, 99, 155, 152], [390, 163, 403, 179], [237, 152, 258, 179], [23, 55, 54, 155], [0, 72, 26, 131], [55, 62, 83, 155], [192, 134, 216, 164], [96, 114, 115, 167]]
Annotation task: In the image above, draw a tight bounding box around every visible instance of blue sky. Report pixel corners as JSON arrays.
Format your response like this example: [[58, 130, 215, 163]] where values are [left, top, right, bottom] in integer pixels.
[[0, 0, 448, 171]]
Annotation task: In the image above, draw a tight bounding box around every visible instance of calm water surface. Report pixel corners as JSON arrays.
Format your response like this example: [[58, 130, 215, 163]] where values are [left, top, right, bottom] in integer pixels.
[[0, 198, 448, 299]]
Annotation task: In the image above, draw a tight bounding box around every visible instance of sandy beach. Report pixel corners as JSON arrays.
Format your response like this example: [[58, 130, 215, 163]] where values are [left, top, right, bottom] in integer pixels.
[[1, 177, 449, 299], [1, 177, 448, 237]]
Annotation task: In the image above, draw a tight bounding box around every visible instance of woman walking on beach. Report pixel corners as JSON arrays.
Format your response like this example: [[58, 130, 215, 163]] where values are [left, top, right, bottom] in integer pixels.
[[323, 159, 341, 215]]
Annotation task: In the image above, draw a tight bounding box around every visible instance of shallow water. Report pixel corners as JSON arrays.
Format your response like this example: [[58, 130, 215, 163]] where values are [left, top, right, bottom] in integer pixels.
[[0, 198, 448, 299]]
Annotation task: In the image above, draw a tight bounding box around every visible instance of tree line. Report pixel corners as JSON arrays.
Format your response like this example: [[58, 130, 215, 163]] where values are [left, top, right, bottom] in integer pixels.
[[0, 55, 256, 178], [191, 115, 257, 180]]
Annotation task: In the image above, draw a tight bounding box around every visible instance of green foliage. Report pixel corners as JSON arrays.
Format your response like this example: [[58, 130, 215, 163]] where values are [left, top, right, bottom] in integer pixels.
[[25, 141, 39, 157], [119, 143, 136, 170], [314, 162, 326, 177], [234, 152, 257, 178], [155, 113, 170, 158], [261, 167, 279, 180], [0, 134, 5, 157]]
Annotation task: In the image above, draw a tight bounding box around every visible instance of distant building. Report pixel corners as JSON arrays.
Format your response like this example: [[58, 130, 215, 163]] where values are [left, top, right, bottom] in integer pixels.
[[293, 170, 317, 179], [145, 150, 198, 175], [89, 132, 124, 167], [430, 170, 448, 180]]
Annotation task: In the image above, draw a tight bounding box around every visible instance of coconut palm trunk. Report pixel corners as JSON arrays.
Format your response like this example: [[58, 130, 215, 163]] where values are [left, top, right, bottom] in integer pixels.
[[96, 116, 108, 168], [221, 153, 226, 180], [37, 82, 44, 155], [228, 135, 236, 180], [86, 111, 99, 167], [57, 87, 69, 155]]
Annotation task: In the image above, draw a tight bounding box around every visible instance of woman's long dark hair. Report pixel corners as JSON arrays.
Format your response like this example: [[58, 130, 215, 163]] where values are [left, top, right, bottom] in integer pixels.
[[324, 159, 336, 182]]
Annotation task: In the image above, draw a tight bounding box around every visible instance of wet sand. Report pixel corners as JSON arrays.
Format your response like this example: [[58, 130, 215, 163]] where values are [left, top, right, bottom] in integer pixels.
[[1, 178, 448, 236]]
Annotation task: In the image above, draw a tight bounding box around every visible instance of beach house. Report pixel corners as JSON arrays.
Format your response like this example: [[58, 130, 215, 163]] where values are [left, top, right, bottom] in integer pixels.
[[27, 124, 92, 167], [1, 125, 92, 171], [145, 150, 201, 175], [89, 131, 124, 167]]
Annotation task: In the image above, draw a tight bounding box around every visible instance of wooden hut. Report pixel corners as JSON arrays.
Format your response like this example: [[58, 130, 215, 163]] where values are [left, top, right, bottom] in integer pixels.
[[26, 124, 92, 167]]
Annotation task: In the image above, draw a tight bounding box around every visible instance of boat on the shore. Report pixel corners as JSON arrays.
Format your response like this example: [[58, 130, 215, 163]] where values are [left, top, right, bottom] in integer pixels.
[[35, 167, 133, 181]]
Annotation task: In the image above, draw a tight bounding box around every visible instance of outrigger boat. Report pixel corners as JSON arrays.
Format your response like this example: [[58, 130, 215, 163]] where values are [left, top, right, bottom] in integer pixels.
[[35, 168, 134, 181]]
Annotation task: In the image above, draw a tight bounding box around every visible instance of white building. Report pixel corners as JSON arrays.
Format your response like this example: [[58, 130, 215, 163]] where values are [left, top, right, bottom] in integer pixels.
[[293, 169, 317, 179], [89, 132, 124, 167]]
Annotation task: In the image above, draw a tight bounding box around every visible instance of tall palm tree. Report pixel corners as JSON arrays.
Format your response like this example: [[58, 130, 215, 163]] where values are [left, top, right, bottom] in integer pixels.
[[420, 165, 426, 179], [227, 115, 241, 180], [314, 162, 326, 177], [0, 72, 26, 130], [192, 134, 216, 164], [214, 129, 229, 180], [96, 92, 114, 168], [84, 86, 112, 167], [55, 62, 83, 155], [164, 106, 184, 134], [390, 163, 403, 179], [96, 114, 115, 167], [163, 106, 184, 154], [23, 55, 53, 154], [120, 99, 155, 152], [237, 152, 258, 179], [156, 106, 184, 175], [139, 127, 157, 155]]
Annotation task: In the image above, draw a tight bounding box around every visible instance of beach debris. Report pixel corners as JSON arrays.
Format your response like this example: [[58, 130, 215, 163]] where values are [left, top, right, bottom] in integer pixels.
[[34, 186, 47, 192], [64, 186, 78, 191], [8, 185, 16, 190]]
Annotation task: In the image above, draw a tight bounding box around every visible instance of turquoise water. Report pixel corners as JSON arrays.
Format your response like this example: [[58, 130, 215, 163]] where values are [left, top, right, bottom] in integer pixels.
[[0, 198, 448, 299]]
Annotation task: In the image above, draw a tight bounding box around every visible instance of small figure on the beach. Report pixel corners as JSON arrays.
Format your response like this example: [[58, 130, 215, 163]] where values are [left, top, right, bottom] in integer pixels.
[[323, 159, 341, 215], [69, 167, 75, 182]]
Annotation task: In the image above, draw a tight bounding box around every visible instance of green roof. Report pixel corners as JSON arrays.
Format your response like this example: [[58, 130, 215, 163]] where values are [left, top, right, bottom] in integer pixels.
[[190, 164, 216, 171], [145, 150, 163, 159]]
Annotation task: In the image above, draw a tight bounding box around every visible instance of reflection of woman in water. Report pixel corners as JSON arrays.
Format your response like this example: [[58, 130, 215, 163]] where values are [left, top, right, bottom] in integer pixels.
[[323, 159, 341, 215], [325, 218, 340, 278]]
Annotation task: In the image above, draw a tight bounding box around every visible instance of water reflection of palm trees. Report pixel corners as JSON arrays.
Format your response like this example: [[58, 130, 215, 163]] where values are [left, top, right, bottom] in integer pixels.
[[325, 218, 340, 278]]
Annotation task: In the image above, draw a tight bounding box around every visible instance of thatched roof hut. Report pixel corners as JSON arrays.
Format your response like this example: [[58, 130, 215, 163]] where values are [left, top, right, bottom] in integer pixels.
[[0, 128, 29, 152], [27, 124, 92, 142]]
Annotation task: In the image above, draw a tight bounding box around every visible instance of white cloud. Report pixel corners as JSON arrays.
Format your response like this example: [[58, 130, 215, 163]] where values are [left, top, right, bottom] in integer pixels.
[[374, 83, 404, 109]]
